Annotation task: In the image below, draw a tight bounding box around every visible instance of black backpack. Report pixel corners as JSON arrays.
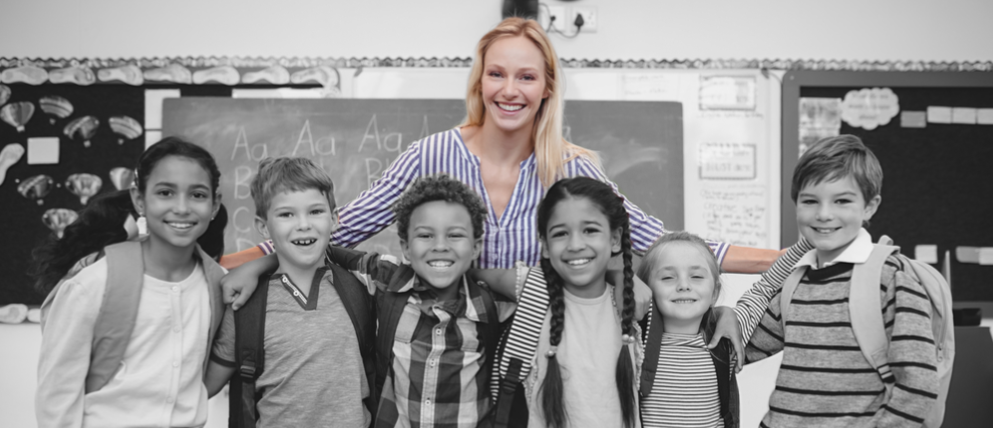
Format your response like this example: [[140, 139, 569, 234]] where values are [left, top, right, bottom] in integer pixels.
[[229, 263, 377, 428]]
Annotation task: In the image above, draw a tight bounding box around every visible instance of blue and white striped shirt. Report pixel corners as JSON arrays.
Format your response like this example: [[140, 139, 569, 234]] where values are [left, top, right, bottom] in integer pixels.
[[331, 128, 729, 269]]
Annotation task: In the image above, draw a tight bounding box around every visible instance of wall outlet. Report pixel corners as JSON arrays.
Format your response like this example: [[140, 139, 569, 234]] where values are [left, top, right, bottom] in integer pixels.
[[572, 6, 597, 33], [540, 5, 568, 33]]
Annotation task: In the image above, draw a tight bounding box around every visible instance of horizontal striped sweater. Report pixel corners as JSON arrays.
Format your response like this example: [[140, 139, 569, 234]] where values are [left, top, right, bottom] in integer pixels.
[[745, 257, 939, 428]]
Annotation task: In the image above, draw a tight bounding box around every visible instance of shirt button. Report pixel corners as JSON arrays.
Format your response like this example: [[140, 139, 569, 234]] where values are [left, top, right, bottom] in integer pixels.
[[429, 359, 436, 368], [425, 399, 432, 406], [171, 286, 179, 293], [435, 329, 442, 336], [172, 361, 179, 368]]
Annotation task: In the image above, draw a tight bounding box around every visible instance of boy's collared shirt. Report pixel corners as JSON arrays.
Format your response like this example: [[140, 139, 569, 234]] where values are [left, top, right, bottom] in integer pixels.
[[346, 253, 515, 428], [794, 227, 873, 270]]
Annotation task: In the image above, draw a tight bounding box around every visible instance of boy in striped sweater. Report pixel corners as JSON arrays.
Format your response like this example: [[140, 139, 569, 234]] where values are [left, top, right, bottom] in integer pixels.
[[745, 135, 938, 427]]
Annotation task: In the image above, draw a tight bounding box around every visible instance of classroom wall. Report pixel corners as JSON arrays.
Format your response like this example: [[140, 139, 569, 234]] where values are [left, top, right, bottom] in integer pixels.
[[2, 0, 992, 61]]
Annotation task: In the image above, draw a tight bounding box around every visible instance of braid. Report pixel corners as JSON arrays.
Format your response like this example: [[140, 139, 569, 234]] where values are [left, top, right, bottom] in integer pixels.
[[540, 258, 568, 428], [615, 222, 637, 428]]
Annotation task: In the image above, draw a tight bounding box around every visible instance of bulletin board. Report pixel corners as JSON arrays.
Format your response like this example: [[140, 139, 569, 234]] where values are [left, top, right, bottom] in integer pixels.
[[781, 71, 993, 301]]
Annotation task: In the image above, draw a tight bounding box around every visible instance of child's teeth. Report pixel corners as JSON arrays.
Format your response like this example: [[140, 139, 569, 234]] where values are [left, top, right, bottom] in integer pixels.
[[567, 258, 591, 266], [293, 239, 316, 245], [428, 261, 453, 268]]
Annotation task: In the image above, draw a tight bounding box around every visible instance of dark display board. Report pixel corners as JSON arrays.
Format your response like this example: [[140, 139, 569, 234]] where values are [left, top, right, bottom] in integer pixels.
[[163, 98, 684, 261], [0, 85, 145, 305], [782, 71, 993, 301]]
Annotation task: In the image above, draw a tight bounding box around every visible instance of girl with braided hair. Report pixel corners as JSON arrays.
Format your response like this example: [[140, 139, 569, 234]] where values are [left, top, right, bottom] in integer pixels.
[[476, 176, 641, 428]]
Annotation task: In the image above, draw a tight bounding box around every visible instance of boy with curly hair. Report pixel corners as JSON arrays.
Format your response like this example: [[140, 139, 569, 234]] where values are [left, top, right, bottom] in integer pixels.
[[328, 173, 516, 428]]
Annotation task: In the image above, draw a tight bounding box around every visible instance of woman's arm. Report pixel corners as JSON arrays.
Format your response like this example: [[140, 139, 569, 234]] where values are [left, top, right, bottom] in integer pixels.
[[330, 140, 423, 249], [36, 277, 102, 428]]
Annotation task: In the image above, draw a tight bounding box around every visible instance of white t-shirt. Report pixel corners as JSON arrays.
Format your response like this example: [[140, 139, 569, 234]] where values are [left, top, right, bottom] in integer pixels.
[[527, 286, 641, 428]]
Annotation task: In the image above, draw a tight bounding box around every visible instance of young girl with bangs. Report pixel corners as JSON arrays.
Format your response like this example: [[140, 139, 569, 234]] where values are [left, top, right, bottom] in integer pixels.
[[637, 232, 739, 428]]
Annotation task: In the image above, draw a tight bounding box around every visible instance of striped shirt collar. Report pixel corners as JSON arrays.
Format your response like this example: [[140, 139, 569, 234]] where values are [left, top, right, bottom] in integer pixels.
[[794, 228, 873, 270]]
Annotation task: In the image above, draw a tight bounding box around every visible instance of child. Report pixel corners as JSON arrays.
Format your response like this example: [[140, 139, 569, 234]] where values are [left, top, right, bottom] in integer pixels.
[[637, 231, 738, 428], [479, 176, 641, 428], [36, 137, 227, 427], [205, 157, 375, 428], [323, 173, 516, 427], [745, 135, 939, 427]]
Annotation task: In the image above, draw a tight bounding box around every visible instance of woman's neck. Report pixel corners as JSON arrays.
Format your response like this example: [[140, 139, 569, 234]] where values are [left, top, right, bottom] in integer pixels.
[[463, 120, 535, 166], [141, 238, 198, 282]]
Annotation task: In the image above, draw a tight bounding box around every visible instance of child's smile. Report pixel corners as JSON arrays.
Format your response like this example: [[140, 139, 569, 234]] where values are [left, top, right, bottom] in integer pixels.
[[648, 241, 717, 335], [796, 174, 880, 266], [541, 197, 620, 298], [258, 188, 335, 271], [402, 200, 481, 300]]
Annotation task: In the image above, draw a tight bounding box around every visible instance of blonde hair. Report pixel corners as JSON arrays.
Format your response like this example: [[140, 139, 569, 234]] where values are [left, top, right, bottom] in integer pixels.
[[462, 17, 599, 187]]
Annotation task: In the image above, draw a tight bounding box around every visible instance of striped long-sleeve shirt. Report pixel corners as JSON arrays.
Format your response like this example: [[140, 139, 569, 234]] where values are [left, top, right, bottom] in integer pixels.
[[745, 256, 939, 427], [330, 128, 729, 268]]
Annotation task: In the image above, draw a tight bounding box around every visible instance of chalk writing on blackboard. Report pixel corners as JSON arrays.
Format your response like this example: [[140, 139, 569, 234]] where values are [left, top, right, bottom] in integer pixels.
[[700, 184, 768, 248]]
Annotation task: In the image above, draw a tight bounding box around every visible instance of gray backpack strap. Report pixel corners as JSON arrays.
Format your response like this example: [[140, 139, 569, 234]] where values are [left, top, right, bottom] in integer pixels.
[[86, 240, 145, 393], [849, 243, 899, 384], [779, 266, 808, 322]]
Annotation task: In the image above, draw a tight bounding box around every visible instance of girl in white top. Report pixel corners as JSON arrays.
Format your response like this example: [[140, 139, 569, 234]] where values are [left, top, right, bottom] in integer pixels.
[[36, 137, 226, 428], [519, 176, 642, 428], [638, 231, 738, 428]]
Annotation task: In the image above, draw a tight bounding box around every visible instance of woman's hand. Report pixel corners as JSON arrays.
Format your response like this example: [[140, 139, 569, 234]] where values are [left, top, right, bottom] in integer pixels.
[[708, 306, 744, 372]]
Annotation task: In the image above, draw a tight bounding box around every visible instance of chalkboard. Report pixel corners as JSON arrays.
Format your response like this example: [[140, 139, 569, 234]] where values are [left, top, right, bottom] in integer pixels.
[[782, 71, 993, 301], [163, 98, 683, 259]]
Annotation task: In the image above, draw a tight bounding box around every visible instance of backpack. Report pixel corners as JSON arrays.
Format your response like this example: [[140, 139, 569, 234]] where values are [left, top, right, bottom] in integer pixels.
[[780, 236, 955, 428], [229, 263, 377, 428], [40, 240, 226, 393]]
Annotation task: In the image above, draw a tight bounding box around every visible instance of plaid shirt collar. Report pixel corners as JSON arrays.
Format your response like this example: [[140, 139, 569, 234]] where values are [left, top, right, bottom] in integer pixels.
[[386, 269, 490, 324]]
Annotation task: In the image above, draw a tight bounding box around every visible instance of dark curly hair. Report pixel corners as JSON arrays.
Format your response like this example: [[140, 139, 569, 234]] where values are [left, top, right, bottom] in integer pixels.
[[392, 174, 486, 242]]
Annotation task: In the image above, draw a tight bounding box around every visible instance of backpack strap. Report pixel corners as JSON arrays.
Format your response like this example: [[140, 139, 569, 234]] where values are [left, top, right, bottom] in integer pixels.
[[489, 268, 549, 428], [86, 241, 144, 393], [639, 300, 664, 397], [470, 280, 502, 387], [849, 243, 900, 384], [326, 262, 378, 416], [230, 273, 272, 428], [778, 265, 809, 322]]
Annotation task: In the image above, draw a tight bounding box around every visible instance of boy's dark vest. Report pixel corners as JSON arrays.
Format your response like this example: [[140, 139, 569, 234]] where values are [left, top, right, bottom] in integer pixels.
[[229, 263, 377, 428], [640, 301, 739, 428], [40, 240, 226, 393]]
